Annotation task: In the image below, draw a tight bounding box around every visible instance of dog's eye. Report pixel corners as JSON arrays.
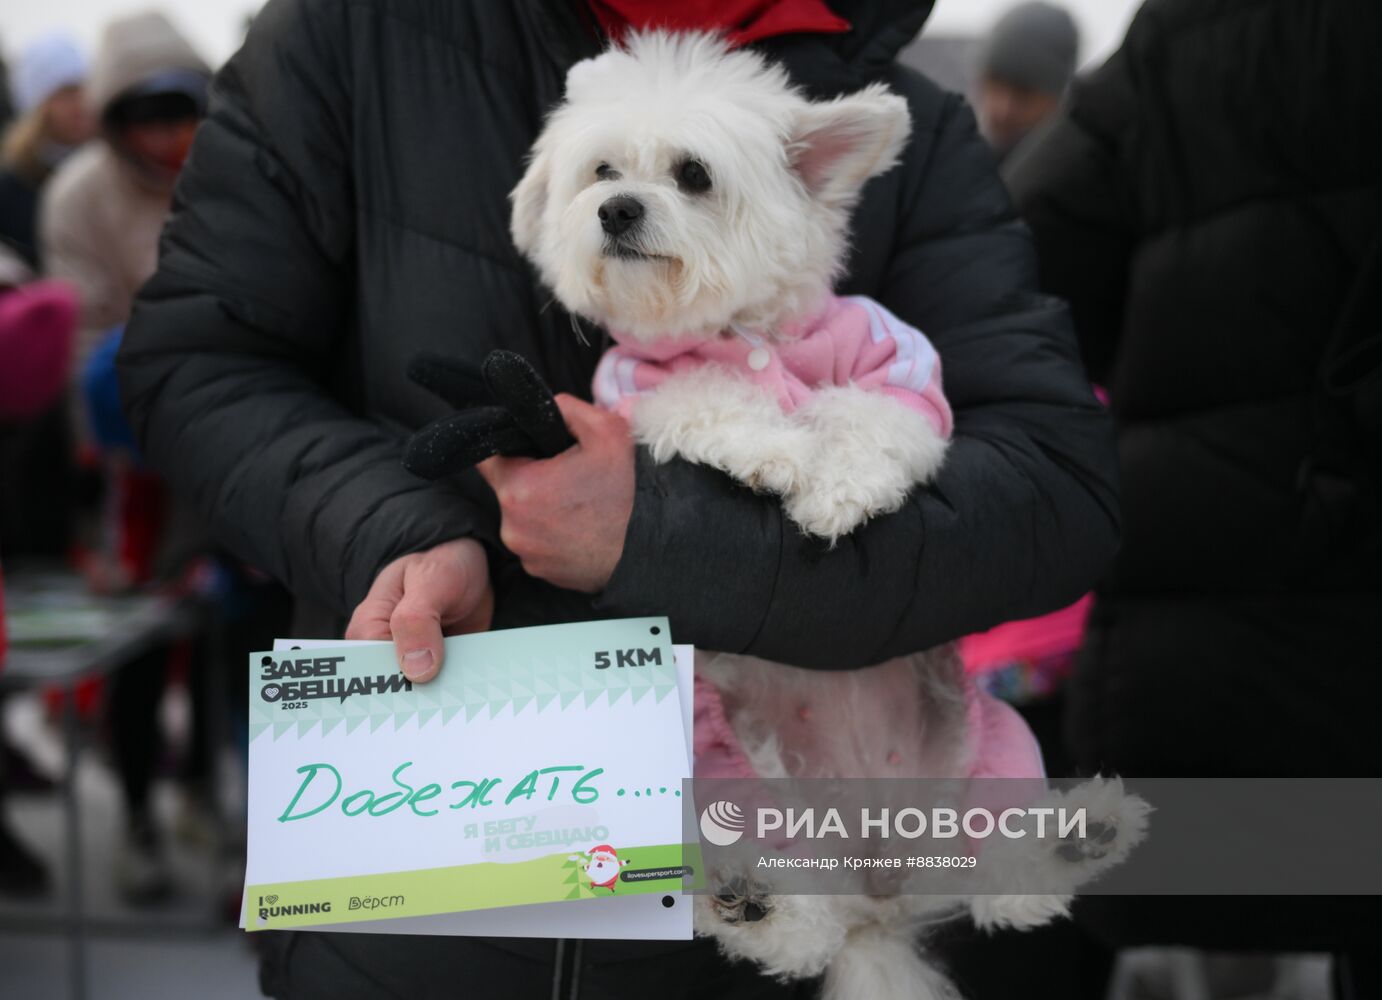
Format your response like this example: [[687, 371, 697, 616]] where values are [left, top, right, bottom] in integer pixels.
[[595, 162, 618, 181], [676, 159, 711, 195]]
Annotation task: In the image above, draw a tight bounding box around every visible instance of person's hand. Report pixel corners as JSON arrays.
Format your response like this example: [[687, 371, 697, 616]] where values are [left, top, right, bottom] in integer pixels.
[[345, 537, 493, 682], [476, 394, 634, 593]]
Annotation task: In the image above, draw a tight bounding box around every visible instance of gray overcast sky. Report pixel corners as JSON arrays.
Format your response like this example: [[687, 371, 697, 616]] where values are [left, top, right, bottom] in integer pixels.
[[3, 0, 1141, 80]]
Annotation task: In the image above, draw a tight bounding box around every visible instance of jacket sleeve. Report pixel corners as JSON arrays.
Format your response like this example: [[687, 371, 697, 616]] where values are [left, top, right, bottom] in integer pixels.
[[118, 0, 492, 615], [596, 92, 1120, 669], [1002, 54, 1139, 383]]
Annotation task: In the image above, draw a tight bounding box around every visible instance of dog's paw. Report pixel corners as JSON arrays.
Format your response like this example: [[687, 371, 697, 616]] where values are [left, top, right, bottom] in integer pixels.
[[782, 485, 875, 540], [788, 385, 949, 538], [1047, 776, 1151, 875], [980, 778, 1150, 897], [781, 460, 914, 540], [1054, 818, 1119, 863], [970, 893, 1071, 931], [706, 876, 776, 925], [742, 451, 807, 497]]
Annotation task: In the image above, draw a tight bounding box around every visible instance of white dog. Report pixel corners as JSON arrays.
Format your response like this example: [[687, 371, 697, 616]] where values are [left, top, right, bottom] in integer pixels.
[[512, 32, 947, 540], [510, 32, 1147, 1000]]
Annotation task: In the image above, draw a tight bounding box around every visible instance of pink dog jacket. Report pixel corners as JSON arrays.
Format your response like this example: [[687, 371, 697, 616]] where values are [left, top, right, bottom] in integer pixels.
[[588, 293, 1044, 784], [691, 673, 1046, 781], [595, 293, 953, 437]]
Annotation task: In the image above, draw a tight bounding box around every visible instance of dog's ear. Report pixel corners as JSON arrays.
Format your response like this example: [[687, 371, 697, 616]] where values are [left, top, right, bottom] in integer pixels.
[[510, 144, 551, 259], [788, 84, 911, 210]]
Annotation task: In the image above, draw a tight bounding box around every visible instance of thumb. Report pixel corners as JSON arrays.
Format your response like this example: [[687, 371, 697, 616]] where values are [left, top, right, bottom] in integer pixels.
[[389, 584, 447, 683], [554, 393, 615, 444]]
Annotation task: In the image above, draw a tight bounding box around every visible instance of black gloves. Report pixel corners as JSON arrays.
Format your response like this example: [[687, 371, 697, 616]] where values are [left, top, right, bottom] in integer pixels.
[[403, 350, 575, 479]]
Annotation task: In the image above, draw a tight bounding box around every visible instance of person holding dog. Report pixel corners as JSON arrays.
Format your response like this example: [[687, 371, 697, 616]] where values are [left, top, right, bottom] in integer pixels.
[[118, 0, 1120, 996]]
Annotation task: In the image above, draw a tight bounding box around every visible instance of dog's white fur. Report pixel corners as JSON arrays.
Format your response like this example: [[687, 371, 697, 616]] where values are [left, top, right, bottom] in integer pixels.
[[631, 371, 948, 538], [509, 30, 938, 543], [510, 32, 1146, 1000], [787, 386, 951, 540]]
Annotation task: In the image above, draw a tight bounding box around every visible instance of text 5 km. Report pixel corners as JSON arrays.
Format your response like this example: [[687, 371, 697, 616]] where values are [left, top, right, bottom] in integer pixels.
[[593, 647, 664, 669]]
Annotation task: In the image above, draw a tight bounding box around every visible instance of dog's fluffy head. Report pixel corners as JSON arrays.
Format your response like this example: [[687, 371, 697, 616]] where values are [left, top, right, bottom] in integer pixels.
[[510, 32, 911, 341]]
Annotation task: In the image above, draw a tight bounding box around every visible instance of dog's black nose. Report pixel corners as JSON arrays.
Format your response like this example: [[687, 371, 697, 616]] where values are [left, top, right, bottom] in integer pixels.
[[599, 196, 644, 237]]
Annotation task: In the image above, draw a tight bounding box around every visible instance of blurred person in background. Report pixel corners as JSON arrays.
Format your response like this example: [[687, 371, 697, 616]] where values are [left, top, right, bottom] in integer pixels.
[[974, 1, 1077, 164], [0, 30, 93, 268], [0, 28, 92, 567], [1007, 0, 1382, 995], [42, 11, 208, 386], [0, 244, 79, 896], [0, 47, 13, 128], [39, 10, 212, 904], [0, 28, 92, 898]]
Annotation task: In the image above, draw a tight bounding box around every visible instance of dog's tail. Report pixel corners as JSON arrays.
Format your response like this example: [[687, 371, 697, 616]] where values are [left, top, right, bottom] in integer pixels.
[[822, 925, 961, 1000]]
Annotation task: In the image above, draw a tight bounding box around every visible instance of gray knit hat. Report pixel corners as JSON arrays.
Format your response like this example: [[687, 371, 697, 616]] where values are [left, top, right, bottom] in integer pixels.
[[979, 2, 1080, 95]]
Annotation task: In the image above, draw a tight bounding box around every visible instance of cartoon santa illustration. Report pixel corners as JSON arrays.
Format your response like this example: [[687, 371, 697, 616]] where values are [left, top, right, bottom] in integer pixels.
[[582, 844, 628, 892]]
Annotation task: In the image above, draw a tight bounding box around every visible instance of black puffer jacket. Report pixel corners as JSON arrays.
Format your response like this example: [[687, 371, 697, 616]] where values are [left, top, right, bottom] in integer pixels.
[[1009, 0, 1382, 780], [118, 0, 1117, 673]]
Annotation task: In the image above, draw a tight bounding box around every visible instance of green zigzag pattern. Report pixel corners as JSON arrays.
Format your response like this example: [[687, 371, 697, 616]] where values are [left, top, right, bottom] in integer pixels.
[[249, 651, 676, 743]]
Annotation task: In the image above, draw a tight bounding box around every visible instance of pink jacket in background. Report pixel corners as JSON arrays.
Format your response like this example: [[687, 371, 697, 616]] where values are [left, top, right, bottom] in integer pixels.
[[961, 596, 1094, 677], [0, 279, 79, 422], [595, 293, 953, 437]]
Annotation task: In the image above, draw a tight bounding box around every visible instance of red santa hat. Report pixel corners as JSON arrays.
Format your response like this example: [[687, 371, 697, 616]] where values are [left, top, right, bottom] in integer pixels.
[[589, 844, 617, 859]]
